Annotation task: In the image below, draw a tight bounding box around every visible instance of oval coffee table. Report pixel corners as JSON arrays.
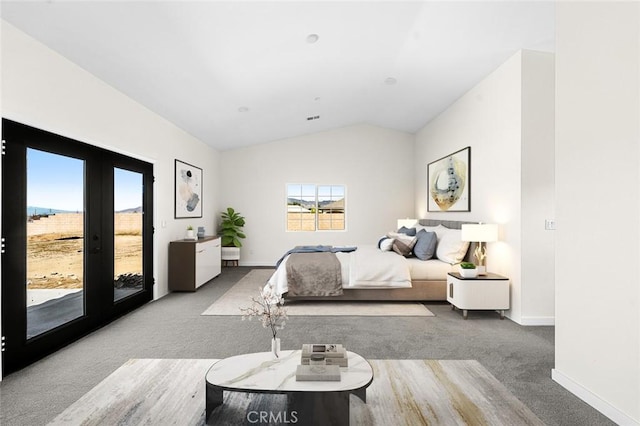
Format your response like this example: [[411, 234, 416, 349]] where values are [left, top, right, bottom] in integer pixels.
[[205, 350, 373, 426]]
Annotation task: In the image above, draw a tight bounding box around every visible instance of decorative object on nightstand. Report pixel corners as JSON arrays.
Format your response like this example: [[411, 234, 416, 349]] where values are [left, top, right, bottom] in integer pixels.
[[396, 218, 418, 229], [458, 262, 478, 278], [461, 223, 498, 275]]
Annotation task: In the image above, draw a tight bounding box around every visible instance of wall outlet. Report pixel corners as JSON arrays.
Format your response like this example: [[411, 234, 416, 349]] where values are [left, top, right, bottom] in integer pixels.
[[545, 219, 556, 230]]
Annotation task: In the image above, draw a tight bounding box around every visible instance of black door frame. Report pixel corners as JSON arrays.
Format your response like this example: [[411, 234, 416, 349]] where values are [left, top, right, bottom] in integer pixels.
[[1, 118, 154, 375]]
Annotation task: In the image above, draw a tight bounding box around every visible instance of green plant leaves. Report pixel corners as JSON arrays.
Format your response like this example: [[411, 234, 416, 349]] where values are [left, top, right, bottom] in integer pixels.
[[220, 207, 246, 247]]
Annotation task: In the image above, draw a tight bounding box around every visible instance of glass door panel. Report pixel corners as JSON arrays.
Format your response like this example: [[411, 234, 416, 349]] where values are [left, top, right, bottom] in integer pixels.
[[26, 148, 85, 339], [113, 168, 143, 302]]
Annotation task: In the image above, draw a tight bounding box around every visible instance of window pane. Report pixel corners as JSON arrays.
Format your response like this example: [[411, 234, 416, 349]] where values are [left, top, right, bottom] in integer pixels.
[[318, 185, 345, 231], [26, 148, 85, 339], [287, 184, 345, 231], [114, 168, 144, 302], [287, 184, 316, 231]]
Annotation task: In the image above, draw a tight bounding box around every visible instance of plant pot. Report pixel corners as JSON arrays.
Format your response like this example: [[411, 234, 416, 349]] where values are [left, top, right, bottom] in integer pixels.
[[185, 230, 196, 240], [460, 268, 478, 278], [221, 247, 240, 261]]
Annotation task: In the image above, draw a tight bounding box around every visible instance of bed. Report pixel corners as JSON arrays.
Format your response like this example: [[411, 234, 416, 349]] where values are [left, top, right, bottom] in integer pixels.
[[267, 219, 477, 302]]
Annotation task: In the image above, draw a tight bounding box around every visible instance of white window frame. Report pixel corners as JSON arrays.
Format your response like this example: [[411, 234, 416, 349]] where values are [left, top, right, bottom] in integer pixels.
[[286, 183, 346, 232]]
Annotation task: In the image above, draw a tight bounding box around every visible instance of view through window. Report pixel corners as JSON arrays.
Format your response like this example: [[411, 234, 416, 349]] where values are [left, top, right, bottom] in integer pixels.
[[26, 148, 85, 339], [113, 168, 144, 302], [286, 184, 345, 231]]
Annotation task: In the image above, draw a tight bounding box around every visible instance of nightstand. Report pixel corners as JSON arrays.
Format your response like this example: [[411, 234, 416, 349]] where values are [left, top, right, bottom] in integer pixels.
[[446, 272, 510, 319]]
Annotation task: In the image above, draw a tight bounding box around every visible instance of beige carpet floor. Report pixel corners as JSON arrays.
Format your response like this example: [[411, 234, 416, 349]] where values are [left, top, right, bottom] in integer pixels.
[[202, 269, 435, 317], [48, 358, 543, 425]]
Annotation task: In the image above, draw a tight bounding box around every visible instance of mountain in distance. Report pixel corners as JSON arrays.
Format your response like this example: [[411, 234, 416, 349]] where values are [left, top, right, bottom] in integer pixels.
[[287, 198, 343, 209], [27, 206, 78, 216], [117, 206, 142, 213], [287, 198, 315, 209], [27, 206, 142, 215]]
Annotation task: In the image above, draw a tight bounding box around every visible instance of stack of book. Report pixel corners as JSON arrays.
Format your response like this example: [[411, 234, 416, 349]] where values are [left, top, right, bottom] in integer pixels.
[[296, 343, 347, 382], [300, 343, 348, 367]]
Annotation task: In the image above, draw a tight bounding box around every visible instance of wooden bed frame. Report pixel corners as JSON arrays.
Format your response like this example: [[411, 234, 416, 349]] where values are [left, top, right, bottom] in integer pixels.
[[285, 219, 477, 302]]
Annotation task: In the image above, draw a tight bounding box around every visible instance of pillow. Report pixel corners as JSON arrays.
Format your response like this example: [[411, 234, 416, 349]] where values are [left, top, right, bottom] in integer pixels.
[[413, 229, 437, 260], [387, 232, 417, 257], [416, 224, 448, 242], [397, 226, 417, 236], [377, 237, 394, 251], [436, 228, 470, 264]]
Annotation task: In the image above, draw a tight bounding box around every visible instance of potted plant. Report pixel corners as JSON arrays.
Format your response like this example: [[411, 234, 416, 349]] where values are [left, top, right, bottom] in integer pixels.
[[220, 207, 246, 263], [185, 225, 196, 240], [459, 262, 478, 278]]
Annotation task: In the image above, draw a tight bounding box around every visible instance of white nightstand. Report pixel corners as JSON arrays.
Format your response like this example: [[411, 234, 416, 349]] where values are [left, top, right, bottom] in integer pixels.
[[446, 272, 510, 320]]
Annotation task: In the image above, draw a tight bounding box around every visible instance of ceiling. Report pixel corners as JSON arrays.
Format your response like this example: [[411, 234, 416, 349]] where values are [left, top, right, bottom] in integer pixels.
[[1, 1, 555, 151]]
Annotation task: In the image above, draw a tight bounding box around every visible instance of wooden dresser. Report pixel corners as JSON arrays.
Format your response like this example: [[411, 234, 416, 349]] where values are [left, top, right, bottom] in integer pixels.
[[169, 235, 221, 291]]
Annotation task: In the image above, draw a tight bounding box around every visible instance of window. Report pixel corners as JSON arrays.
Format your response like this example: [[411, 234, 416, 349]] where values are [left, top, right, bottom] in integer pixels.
[[287, 184, 345, 231]]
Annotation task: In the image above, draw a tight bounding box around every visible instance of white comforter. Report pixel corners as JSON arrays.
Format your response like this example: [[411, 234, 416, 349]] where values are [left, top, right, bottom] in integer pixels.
[[267, 245, 411, 297]]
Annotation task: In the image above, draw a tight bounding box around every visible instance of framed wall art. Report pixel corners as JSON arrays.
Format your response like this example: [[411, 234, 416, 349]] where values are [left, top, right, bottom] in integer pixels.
[[174, 159, 202, 218], [427, 146, 470, 212]]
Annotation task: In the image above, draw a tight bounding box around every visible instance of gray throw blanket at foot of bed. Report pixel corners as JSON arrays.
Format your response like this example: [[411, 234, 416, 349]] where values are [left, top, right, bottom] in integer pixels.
[[285, 251, 343, 296]]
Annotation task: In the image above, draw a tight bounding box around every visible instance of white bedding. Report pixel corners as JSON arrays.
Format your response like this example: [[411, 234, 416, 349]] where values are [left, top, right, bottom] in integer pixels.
[[407, 257, 455, 281], [267, 245, 412, 297]]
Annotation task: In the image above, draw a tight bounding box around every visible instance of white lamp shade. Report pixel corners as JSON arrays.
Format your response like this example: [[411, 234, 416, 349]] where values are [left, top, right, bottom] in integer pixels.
[[461, 223, 498, 242], [397, 218, 418, 229]]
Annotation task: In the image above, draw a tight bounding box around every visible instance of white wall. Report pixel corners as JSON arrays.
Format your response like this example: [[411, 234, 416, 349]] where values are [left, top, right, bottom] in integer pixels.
[[414, 50, 555, 325], [521, 50, 556, 325], [553, 3, 640, 424], [219, 124, 415, 265], [0, 21, 221, 376]]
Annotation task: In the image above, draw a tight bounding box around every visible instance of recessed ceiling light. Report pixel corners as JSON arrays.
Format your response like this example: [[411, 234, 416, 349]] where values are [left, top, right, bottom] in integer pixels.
[[306, 34, 319, 44], [384, 77, 397, 85], [238, 106, 249, 113]]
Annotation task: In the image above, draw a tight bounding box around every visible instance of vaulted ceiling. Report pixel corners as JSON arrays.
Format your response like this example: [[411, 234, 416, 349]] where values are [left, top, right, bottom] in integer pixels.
[[1, 1, 555, 151]]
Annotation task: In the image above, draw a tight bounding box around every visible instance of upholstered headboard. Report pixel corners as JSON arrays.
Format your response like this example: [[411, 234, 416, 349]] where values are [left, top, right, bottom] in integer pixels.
[[418, 219, 477, 262]]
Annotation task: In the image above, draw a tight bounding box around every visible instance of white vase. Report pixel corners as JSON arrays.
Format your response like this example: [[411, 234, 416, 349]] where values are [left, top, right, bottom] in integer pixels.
[[271, 337, 281, 358]]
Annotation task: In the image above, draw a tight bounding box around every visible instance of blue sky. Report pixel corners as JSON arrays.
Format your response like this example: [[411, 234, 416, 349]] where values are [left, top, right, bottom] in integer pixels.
[[27, 148, 143, 211], [287, 184, 345, 202]]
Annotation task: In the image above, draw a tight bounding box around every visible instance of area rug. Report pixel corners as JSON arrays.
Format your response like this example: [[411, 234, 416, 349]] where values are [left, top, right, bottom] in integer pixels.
[[48, 358, 543, 425], [202, 269, 434, 317]]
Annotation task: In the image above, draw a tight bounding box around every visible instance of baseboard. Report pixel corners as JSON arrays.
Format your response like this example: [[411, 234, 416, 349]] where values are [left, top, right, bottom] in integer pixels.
[[519, 316, 555, 326], [552, 369, 639, 426]]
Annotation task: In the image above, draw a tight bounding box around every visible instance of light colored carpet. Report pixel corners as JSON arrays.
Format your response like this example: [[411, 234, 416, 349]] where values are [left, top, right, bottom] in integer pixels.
[[48, 358, 543, 425], [202, 269, 435, 317]]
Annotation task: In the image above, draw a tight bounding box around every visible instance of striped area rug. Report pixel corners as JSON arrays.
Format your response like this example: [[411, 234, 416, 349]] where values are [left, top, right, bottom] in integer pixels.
[[48, 358, 543, 425]]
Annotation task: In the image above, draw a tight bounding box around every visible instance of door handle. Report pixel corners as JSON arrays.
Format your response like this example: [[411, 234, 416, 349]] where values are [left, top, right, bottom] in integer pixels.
[[90, 234, 101, 253]]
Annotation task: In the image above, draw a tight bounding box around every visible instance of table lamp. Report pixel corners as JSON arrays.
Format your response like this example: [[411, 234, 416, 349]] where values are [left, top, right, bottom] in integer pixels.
[[397, 218, 418, 229], [461, 223, 498, 275]]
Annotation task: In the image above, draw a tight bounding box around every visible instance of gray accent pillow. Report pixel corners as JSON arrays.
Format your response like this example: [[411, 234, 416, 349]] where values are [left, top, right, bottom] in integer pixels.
[[397, 226, 417, 236], [413, 229, 437, 260]]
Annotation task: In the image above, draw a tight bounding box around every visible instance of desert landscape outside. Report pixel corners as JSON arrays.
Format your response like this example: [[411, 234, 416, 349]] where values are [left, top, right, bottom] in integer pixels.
[[27, 212, 142, 291]]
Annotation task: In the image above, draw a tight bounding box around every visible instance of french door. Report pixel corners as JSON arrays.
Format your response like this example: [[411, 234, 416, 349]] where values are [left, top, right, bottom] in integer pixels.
[[1, 119, 154, 375]]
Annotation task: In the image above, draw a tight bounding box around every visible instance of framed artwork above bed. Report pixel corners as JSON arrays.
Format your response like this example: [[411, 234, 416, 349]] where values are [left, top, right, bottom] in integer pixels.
[[427, 146, 470, 212]]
